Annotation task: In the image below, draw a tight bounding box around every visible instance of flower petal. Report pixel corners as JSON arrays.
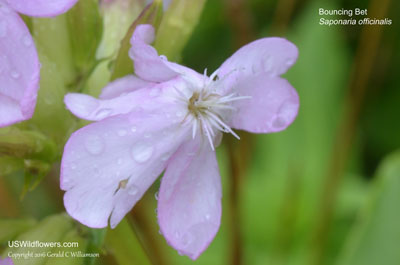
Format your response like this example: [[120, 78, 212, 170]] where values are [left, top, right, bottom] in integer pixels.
[[217, 37, 298, 95], [7, 0, 78, 17], [129, 24, 178, 82], [61, 108, 190, 228], [0, 7, 39, 127], [0, 257, 14, 265], [158, 137, 222, 260], [230, 75, 299, 133], [65, 77, 185, 121], [99, 75, 154, 99]]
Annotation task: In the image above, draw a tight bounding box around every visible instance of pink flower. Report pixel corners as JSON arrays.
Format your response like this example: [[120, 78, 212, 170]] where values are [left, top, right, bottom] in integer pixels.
[[0, 257, 14, 265], [0, 0, 77, 127], [61, 24, 299, 259]]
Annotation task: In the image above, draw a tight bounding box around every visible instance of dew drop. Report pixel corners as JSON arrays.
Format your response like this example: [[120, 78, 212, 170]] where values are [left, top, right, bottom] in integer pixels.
[[94, 166, 101, 175], [117, 158, 123, 165], [95, 108, 112, 120], [205, 213, 211, 220], [175, 111, 184, 117], [71, 163, 76, 170], [144, 133, 151, 138], [286, 58, 295, 66], [0, 5, 11, 14], [174, 231, 180, 238], [0, 20, 6, 38], [149, 88, 160, 97], [84, 135, 104, 155], [117, 129, 127, 136], [272, 116, 286, 129], [22, 35, 32, 47], [131, 142, 153, 163], [11, 71, 20, 79], [154, 191, 159, 200], [131, 126, 137, 133], [128, 185, 139, 196], [181, 233, 192, 246], [161, 154, 169, 161]]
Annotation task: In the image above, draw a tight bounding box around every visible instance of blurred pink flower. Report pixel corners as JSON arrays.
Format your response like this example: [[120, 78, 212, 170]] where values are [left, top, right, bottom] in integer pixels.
[[0, 0, 77, 127], [61, 24, 299, 259], [0, 257, 14, 265]]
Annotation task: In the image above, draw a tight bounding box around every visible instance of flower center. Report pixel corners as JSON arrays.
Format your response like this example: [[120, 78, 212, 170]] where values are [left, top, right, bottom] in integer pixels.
[[175, 70, 251, 150]]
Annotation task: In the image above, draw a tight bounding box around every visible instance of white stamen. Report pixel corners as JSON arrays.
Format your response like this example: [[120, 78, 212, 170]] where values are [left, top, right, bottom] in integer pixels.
[[181, 68, 251, 149], [200, 116, 215, 150], [209, 69, 219, 82], [192, 118, 197, 139]]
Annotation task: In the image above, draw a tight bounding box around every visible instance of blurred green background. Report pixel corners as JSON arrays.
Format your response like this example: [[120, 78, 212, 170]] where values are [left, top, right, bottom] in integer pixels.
[[1, 0, 399, 264]]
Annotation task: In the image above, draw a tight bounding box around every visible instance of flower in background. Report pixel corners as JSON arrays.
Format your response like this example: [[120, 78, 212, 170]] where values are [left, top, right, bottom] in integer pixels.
[[61, 24, 299, 259], [0, 0, 78, 127], [0, 257, 14, 265]]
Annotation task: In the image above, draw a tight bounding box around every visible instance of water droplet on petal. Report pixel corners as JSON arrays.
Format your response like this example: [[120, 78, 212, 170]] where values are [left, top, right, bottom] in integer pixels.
[[205, 213, 211, 220], [131, 126, 137, 133], [11, 71, 20, 79], [22, 35, 32, 47], [94, 166, 101, 175], [149, 88, 160, 97], [272, 116, 287, 129], [161, 154, 169, 161], [71, 163, 76, 170], [0, 5, 11, 14], [95, 108, 112, 120], [174, 231, 180, 238], [117, 158, 123, 165], [144, 133, 151, 139], [154, 191, 159, 200], [181, 233, 192, 246], [131, 142, 153, 163], [128, 185, 139, 196], [117, 129, 127, 136], [175, 111, 184, 117], [0, 20, 6, 38], [84, 135, 104, 155]]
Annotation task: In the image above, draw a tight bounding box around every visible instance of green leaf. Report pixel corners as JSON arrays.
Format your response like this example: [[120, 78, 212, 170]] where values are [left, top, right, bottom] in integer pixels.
[[4, 214, 74, 265], [0, 128, 57, 162], [29, 53, 76, 145], [105, 218, 152, 265], [32, 15, 76, 85], [0, 157, 23, 176], [66, 0, 103, 74], [20, 160, 51, 200], [0, 218, 37, 243], [337, 151, 400, 265], [110, 1, 163, 80], [155, 0, 207, 61]]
